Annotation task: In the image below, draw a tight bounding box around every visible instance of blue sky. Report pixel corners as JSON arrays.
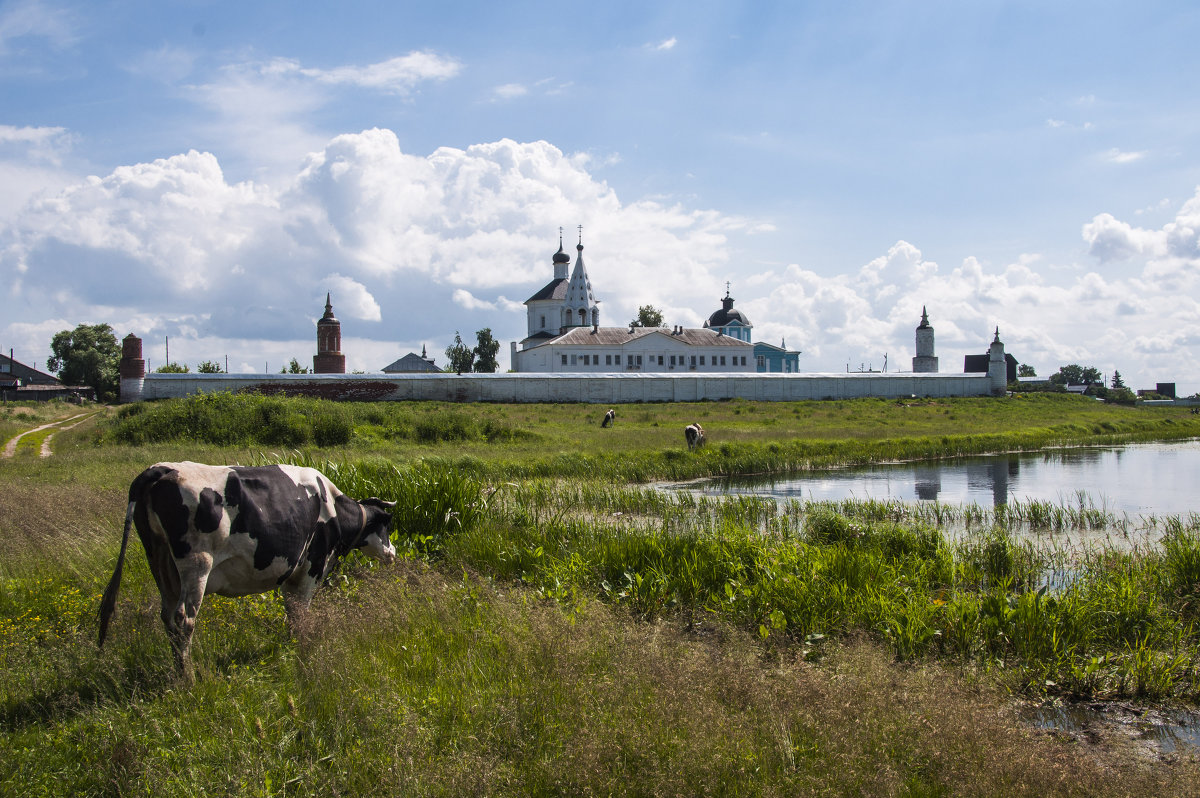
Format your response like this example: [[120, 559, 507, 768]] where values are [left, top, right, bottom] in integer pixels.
[[2, 0, 1199, 393]]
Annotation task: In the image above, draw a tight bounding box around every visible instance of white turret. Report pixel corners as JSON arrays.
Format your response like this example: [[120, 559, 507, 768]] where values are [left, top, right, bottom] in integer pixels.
[[912, 306, 938, 373], [987, 327, 1007, 395]]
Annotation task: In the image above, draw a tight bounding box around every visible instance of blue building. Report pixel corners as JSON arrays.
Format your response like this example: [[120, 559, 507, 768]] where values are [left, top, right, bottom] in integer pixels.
[[753, 339, 801, 373]]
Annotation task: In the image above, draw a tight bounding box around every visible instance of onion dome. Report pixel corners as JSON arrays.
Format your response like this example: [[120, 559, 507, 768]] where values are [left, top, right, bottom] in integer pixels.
[[706, 290, 751, 328]]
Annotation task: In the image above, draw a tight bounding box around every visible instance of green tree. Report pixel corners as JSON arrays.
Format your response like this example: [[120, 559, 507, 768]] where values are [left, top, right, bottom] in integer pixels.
[[1106, 386, 1136, 404], [47, 323, 120, 401], [197, 360, 224, 373], [472, 328, 500, 373], [1017, 364, 1037, 378], [1049, 364, 1102, 386], [630, 304, 665, 328], [281, 358, 309, 374], [155, 362, 189, 373], [1111, 370, 1125, 390], [1049, 364, 1082, 385], [445, 332, 475, 373]]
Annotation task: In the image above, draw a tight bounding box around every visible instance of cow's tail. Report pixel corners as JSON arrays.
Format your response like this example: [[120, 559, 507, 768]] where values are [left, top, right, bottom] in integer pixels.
[[98, 499, 136, 648]]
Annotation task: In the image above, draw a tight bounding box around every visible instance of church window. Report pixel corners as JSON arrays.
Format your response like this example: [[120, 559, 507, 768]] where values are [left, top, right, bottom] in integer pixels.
[[700, 356, 705, 366], [720, 356, 726, 366], [614, 355, 621, 365], [669, 355, 676, 366], [540, 315, 545, 328], [657, 355, 664, 366], [636, 355, 643, 365], [690, 356, 696, 367], [756, 355, 765, 369], [605, 354, 612, 365], [561, 355, 568, 365]]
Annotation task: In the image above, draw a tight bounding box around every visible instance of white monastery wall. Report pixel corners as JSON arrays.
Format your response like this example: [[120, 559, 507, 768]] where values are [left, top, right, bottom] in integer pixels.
[[134, 371, 997, 404]]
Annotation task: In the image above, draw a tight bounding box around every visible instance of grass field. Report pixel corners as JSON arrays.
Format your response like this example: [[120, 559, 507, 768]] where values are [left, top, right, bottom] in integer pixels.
[[2, 394, 1200, 796]]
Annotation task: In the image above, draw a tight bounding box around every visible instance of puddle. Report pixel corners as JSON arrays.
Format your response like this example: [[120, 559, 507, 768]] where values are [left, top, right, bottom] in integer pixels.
[[1021, 701, 1200, 755]]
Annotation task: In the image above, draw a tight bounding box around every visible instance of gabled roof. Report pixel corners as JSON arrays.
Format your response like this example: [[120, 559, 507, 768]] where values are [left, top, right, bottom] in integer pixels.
[[0, 354, 62, 385], [382, 352, 441, 373]]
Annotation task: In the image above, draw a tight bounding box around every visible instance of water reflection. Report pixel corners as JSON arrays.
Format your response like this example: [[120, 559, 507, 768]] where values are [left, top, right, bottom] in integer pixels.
[[679, 441, 1200, 518]]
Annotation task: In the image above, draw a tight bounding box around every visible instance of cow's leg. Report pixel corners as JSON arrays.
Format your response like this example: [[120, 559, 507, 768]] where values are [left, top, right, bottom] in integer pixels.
[[169, 553, 213, 681], [138, 534, 187, 668], [281, 574, 320, 639]]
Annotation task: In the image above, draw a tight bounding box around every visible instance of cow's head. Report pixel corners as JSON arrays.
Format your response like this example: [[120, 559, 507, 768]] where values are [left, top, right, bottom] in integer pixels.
[[357, 497, 397, 563]]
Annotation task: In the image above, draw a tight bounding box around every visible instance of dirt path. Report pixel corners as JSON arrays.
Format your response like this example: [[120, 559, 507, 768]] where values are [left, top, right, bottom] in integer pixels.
[[37, 414, 96, 457], [1, 412, 93, 459]]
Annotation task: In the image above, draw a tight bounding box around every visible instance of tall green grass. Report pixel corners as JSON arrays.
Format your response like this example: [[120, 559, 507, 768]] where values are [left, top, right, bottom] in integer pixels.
[[107, 392, 537, 448], [413, 475, 1200, 702]]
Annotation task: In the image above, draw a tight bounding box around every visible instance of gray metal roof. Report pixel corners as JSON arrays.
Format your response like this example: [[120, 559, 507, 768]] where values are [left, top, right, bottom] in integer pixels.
[[527, 326, 753, 350]]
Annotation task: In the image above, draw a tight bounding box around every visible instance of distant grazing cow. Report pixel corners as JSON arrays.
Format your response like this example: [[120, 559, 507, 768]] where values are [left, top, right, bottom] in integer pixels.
[[685, 423, 705, 450], [99, 462, 396, 678], [601, 408, 615, 428]]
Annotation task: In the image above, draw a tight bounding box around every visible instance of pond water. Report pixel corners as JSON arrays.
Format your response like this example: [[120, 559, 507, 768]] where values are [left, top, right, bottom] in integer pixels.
[[673, 440, 1200, 519]]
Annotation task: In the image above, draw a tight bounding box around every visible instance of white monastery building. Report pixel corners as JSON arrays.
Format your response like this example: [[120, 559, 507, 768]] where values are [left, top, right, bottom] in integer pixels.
[[511, 233, 755, 374]]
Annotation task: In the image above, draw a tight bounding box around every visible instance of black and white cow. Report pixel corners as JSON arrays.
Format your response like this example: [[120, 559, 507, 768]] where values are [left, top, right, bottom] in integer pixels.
[[685, 423, 705, 450], [601, 408, 615, 428], [98, 461, 396, 677]]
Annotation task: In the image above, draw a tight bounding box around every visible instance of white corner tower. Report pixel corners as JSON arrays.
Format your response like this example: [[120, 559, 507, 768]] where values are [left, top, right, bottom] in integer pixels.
[[912, 306, 938, 373], [987, 327, 1007, 395]]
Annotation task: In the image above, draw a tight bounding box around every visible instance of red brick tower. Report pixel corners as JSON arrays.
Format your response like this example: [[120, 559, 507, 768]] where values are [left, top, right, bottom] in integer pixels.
[[313, 293, 346, 374], [118, 333, 147, 403]]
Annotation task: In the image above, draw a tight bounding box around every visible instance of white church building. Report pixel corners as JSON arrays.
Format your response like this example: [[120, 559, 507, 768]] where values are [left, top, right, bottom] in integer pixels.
[[510, 234, 755, 373]]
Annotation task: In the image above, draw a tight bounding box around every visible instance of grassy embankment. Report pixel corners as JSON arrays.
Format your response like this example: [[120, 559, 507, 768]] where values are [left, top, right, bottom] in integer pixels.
[[3, 393, 1200, 795]]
